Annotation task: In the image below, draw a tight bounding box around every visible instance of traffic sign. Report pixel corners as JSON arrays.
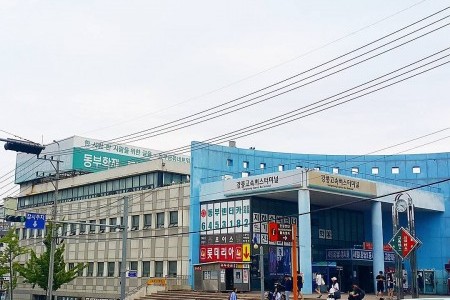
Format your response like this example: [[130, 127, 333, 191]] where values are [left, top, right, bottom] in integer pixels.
[[388, 227, 420, 259], [127, 270, 137, 278], [25, 213, 46, 229]]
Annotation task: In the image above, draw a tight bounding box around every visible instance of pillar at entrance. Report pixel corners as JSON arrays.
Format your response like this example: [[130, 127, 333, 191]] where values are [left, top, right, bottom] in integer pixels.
[[298, 189, 312, 294], [372, 201, 385, 292]]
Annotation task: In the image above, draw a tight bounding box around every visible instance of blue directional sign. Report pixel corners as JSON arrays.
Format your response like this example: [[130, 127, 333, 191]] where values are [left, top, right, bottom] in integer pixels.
[[127, 270, 137, 278], [25, 213, 46, 230]]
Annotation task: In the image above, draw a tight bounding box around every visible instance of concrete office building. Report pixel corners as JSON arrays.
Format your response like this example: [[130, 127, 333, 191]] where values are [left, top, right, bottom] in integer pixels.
[[10, 138, 191, 300], [189, 141, 449, 295]]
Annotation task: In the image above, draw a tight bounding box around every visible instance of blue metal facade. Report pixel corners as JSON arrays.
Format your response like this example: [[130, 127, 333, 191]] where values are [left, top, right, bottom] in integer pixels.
[[190, 141, 449, 293]]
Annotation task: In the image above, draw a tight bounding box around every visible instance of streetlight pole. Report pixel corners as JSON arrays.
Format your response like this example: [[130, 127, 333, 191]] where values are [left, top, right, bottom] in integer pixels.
[[120, 196, 129, 300], [253, 244, 264, 300]]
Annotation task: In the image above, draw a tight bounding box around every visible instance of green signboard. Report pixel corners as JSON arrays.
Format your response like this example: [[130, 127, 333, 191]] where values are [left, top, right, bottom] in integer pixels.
[[72, 148, 147, 172]]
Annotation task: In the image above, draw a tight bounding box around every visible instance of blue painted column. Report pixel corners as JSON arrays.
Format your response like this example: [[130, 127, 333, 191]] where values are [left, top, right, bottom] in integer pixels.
[[371, 201, 384, 292], [298, 189, 313, 294]]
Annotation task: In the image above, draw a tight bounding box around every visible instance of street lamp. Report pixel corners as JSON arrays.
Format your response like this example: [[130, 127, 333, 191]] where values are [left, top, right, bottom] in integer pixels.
[[253, 243, 264, 300]]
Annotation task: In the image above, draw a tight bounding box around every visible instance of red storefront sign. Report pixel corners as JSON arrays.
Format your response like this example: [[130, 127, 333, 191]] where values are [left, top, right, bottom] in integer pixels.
[[362, 242, 394, 252], [268, 222, 279, 242], [200, 244, 243, 263]]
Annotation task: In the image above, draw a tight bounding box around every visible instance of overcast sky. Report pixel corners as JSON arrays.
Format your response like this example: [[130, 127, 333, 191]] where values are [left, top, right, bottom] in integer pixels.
[[1, 0, 449, 197]]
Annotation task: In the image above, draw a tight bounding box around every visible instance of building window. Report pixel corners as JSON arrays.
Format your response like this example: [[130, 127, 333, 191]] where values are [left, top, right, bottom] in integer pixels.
[[332, 167, 339, 174], [351, 167, 359, 174], [107, 262, 115, 277], [131, 215, 140, 230], [79, 222, 87, 234], [226, 159, 233, 167], [412, 166, 421, 174], [78, 267, 84, 277], [97, 262, 104, 277], [68, 263, 74, 270], [87, 262, 94, 276], [260, 163, 266, 169], [372, 167, 379, 175], [157, 213, 165, 228], [120, 217, 125, 231], [242, 171, 250, 178], [155, 261, 163, 277], [99, 218, 106, 233], [168, 261, 177, 277], [129, 261, 138, 272], [169, 211, 178, 227], [392, 167, 400, 174], [142, 261, 150, 277], [62, 223, 68, 236], [243, 161, 249, 169], [278, 165, 284, 172], [89, 220, 96, 233], [70, 224, 76, 235], [109, 218, 117, 232], [144, 214, 152, 229]]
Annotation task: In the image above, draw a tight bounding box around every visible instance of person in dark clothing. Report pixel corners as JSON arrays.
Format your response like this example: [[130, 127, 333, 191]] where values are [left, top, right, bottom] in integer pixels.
[[297, 272, 304, 300], [348, 285, 365, 300], [283, 275, 293, 300], [376, 271, 386, 297]]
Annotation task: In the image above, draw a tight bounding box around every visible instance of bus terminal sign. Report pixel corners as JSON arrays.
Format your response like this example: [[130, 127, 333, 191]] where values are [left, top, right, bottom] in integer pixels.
[[388, 227, 420, 259]]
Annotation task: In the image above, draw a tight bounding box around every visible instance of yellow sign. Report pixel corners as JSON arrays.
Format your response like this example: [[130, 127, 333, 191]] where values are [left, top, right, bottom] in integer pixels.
[[308, 171, 377, 196], [242, 243, 251, 262], [147, 278, 166, 286]]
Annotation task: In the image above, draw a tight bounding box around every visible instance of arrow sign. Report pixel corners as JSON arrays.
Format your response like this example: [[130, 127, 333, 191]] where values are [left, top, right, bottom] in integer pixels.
[[388, 227, 420, 259], [25, 213, 46, 230], [242, 243, 250, 262]]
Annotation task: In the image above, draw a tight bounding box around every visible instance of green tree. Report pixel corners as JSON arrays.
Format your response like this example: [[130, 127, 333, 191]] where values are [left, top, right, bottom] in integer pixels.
[[17, 223, 86, 292], [0, 228, 30, 298]]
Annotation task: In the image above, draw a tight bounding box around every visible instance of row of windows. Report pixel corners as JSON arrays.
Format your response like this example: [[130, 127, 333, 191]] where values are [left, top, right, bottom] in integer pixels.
[[77, 260, 177, 278], [13, 211, 179, 240], [237, 164, 422, 178], [18, 172, 189, 209]]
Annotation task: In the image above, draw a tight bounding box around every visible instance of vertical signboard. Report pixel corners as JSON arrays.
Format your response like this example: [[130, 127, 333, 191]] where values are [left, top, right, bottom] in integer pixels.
[[200, 204, 207, 235], [235, 200, 243, 234], [228, 201, 235, 234], [221, 202, 228, 234], [243, 199, 250, 232]]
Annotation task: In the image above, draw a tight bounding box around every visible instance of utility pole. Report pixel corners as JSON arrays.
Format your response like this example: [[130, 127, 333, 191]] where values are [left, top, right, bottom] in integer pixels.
[[46, 141, 60, 300], [9, 250, 13, 300], [120, 196, 129, 300]]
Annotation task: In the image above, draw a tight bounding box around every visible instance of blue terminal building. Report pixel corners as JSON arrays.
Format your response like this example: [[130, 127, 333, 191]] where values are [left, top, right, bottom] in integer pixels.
[[189, 141, 449, 294]]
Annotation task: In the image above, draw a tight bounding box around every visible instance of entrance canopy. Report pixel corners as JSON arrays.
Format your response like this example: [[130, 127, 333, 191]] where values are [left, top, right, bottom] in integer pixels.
[[200, 169, 444, 212]]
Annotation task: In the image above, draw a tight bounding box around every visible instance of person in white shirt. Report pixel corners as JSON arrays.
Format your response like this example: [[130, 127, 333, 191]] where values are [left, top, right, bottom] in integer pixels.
[[328, 277, 340, 299], [315, 273, 324, 298]]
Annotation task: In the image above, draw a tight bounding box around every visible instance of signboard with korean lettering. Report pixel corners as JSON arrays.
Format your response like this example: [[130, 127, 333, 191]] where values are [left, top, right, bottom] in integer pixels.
[[235, 200, 243, 234], [242, 199, 250, 231], [227, 201, 236, 234], [220, 202, 228, 234], [207, 203, 214, 233], [223, 170, 303, 196], [200, 205, 207, 235], [388, 227, 420, 259], [326, 249, 396, 262], [308, 171, 377, 197], [25, 213, 46, 230]]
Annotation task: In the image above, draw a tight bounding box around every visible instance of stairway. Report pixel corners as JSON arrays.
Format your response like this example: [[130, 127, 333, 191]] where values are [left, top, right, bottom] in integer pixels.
[[139, 290, 263, 300]]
